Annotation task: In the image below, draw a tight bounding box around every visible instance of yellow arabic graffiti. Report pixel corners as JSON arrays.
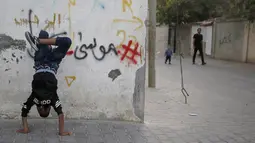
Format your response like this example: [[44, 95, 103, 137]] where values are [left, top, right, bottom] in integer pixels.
[[14, 15, 39, 26], [43, 13, 56, 30], [15, 13, 62, 31], [68, 0, 76, 50], [116, 30, 137, 48], [122, 0, 134, 16], [113, 0, 143, 31]]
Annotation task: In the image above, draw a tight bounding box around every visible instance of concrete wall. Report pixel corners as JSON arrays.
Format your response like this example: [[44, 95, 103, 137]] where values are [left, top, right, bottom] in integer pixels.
[[213, 21, 247, 62], [0, 0, 147, 121], [247, 23, 255, 63], [177, 25, 191, 56], [158, 20, 254, 64], [156, 25, 168, 56], [158, 24, 211, 57]]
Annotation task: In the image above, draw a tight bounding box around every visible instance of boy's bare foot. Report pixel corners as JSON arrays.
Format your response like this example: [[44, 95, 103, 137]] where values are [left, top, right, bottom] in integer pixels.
[[16, 128, 30, 134], [59, 131, 72, 136]]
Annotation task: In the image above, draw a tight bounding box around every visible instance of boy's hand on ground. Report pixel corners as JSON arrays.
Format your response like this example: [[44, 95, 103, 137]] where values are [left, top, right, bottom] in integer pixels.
[[16, 128, 30, 134], [59, 131, 72, 136]]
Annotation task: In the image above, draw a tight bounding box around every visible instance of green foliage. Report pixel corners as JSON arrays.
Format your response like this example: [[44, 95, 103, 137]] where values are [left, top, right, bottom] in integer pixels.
[[157, 0, 255, 25], [245, 0, 255, 21], [224, 0, 255, 21]]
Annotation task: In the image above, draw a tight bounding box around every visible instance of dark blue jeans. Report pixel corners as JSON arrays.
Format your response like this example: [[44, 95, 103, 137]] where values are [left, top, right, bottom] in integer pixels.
[[34, 37, 72, 64], [34, 33, 72, 73], [165, 56, 171, 64]]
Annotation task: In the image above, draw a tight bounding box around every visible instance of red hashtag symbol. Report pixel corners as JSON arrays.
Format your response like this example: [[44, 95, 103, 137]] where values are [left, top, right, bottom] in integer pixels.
[[118, 40, 141, 64]]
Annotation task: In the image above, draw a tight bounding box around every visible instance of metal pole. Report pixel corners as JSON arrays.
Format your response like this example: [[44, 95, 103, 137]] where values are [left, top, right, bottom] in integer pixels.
[[176, 3, 189, 104], [148, 0, 156, 88]]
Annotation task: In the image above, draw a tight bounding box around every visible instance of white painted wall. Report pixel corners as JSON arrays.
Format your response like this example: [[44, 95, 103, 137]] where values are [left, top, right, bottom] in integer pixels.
[[204, 26, 213, 55], [0, 0, 147, 121]]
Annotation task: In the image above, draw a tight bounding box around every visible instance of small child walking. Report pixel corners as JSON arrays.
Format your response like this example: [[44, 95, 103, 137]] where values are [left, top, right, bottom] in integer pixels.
[[165, 46, 172, 64]]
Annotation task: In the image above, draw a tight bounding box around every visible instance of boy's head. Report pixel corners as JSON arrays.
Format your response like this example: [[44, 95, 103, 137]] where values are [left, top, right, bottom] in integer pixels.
[[37, 105, 51, 118], [167, 45, 172, 50]]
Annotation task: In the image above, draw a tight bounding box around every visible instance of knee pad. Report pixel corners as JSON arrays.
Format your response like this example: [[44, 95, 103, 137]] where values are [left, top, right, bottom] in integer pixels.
[[56, 37, 72, 48], [39, 30, 49, 39], [21, 106, 29, 117], [64, 37, 72, 47]]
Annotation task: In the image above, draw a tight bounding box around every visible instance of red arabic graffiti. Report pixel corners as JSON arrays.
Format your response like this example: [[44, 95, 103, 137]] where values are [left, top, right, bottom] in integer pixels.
[[118, 40, 141, 64]]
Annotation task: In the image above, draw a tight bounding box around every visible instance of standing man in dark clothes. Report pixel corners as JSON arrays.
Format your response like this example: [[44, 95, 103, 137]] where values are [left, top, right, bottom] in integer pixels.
[[192, 28, 206, 65]]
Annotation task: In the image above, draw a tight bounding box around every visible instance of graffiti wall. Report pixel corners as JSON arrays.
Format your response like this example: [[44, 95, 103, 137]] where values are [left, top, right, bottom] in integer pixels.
[[214, 21, 247, 62], [0, 0, 147, 121]]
